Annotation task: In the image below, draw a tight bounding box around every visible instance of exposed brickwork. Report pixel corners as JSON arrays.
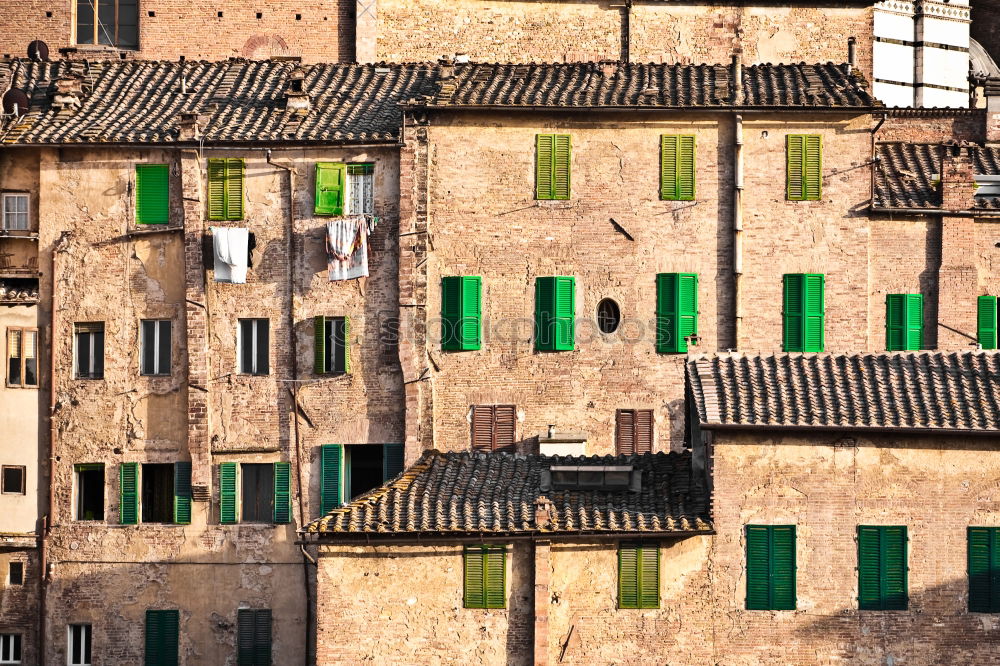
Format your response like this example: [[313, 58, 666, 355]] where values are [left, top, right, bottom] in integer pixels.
[[877, 113, 986, 144]]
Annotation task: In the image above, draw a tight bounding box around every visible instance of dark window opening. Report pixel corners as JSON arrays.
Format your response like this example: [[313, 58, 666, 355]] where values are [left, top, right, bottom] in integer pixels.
[[8, 562, 22, 586], [347, 445, 383, 501], [241, 463, 274, 523], [75, 323, 105, 379], [141, 464, 174, 523], [141, 320, 171, 376], [76, 0, 139, 49], [323, 317, 349, 374], [256, 12, 262, 18], [543, 465, 638, 492], [295, 13, 302, 20], [239, 319, 269, 375], [1, 466, 24, 495], [7, 328, 39, 388], [597, 298, 621, 334], [0, 634, 21, 664], [69, 624, 92, 666], [76, 464, 105, 520]]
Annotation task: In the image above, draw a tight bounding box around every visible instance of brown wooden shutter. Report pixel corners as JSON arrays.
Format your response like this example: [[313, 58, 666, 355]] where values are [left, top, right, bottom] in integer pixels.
[[635, 410, 653, 453], [494, 405, 516, 452], [616, 410, 635, 455], [471, 406, 495, 452]]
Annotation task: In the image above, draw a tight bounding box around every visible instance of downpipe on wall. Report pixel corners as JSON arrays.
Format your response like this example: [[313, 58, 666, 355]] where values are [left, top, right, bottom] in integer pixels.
[[732, 55, 745, 349]]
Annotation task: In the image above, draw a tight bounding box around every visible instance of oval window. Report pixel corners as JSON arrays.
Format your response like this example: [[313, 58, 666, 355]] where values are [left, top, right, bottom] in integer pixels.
[[597, 298, 621, 334]]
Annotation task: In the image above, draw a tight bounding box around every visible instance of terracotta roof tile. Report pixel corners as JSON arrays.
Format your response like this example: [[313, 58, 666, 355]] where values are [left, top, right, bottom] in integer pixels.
[[874, 142, 1000, 211]]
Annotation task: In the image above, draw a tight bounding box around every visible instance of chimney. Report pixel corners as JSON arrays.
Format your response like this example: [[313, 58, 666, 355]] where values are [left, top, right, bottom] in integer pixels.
[[940, 144, 977, 211], [937, 144, 979, 348], [438, 55, 454, 81], [847, 37, 857, 74], [284, 65, 310, 114], [534, 496, 553, 530], [731, 54, 744, 105], [51, 76, 83, 113], [986, 77, 1000, 145], [599, 59, 618, 78], [177, 112, 205, 141]]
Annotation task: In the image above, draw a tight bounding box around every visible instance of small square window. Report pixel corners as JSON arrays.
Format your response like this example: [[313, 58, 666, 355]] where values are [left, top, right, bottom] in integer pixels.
[[238, 319, 269, 375], [1, 466, 25, 495], [1, 194, 29, 231], [7, 562, 22, 586], [0, 634, 20, 664], [140, 320, 171, 376], [68, 624, 92, 666]]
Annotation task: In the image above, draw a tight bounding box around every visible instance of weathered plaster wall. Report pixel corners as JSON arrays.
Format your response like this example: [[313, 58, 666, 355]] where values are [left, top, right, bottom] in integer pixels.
[[709, 432, 1000, 664], [0, 549, 39, 666], [0, 1, 355, 63], [315, 543, 533, 665]]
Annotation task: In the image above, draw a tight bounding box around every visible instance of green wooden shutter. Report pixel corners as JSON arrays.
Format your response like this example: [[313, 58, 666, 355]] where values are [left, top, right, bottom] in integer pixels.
[[441, 277, 482, 351], [464, 546, 486, 608], [173, 461, 192, 525], [858, 525, 908, 610], [968, 526, 1000, 613], [535, 277, 554, 351], [315, 163, 346, 216], [886, 294, 923, 351], [804, 135, 822, 200], [225, 158, 245, 220], [273, 462, 291, 524], [746, 525, 796, 610], [535, 134, 554, 200], [320, 444, 343, 515], [237, 609, 255, 666], [136, 164, 169, 224], [145, 609, 179, 666], [787, 135, 804, 200], [660, 135, 696, 201], [120, 462, 139, 525], [219, 462, 238, 524], [207, 159, 227, 221], [313, 315, 327, 374], [253, 610, 272, 666], [484, 547, 506, 608], [978, 296, 998, 350], [382, 443, 404, 481], [340, 316, 351, 374], [656, 273, 698, 353], [638, 543, 660, 609], [618, 544, 639, 608], [533, 276, 575, 351], [553, 134, 571, 200], [460, 276, 482, 350], [783, 274, 824, 352]]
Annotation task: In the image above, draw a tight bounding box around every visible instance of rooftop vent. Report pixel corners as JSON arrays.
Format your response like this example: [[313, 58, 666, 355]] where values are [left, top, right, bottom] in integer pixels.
[[540, 465, 640, 492], [284, 65, 310, 114], [538, 430, 586, 457]]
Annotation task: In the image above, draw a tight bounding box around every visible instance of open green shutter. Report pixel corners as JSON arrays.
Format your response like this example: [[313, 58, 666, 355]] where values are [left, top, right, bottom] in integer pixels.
[[553, 276, 575, 351], [787, 135, 804, 200], [120, 462, 139, 525], [226, 159, 245, 220], [553, 134, 571, 200], [484, 547, 506, 608], [341, 316, 351, 374], [619, 544, 639, 608], [219, 462, 238, 524], [315, 163, 346, 216], [173, 461, 192, 525], [207, 159, 227, 221], [804, 135, 822, 200], [638, 544, 660, 608], [660, 135, 695, 201], [464, 547, 486, 608], [382, 443, 404, 481], [770, 526, 797, 610], [460, 276, 482, 350], [136, 164, 169, 224], [320, 444, 343, 515], [968, 527, 1000, 613], [313, 315, 327, 374], [660, 136, 677, 200], [273, 462, 291, 524], [535, 135, 554, 200], [979, 296, 998, 350]]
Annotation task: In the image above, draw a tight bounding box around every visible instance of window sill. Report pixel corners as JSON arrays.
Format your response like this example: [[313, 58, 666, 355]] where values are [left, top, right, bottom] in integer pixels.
[[0, 230, 38, 239], [4, 385, 38, 390], [535, 200, 574, 209]]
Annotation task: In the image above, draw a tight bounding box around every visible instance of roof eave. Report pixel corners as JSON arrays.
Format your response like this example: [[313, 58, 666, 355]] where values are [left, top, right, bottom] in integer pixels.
[[698, 422, 1000, 437], [413, 104, 880, 114], [298, 527, 716, 544], [870, 205, 1000, 217]]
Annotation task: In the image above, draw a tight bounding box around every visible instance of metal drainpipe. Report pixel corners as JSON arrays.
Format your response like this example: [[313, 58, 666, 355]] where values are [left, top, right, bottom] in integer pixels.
[[265, 149, 311, 666], [732, 54, 745, 349]]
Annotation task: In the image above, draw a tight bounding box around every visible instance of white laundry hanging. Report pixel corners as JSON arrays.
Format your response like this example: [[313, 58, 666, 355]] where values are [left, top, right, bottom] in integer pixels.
[[210, 226, 249, 284]]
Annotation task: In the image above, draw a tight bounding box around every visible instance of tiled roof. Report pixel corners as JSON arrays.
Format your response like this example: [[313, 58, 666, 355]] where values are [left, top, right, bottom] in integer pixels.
[[429, 61, 877, 109], [874, 142, 1000, 210], [0, 58, 876, 145], [688, 352, 1000, 433], [305, 450, 712, 537], [0, 59, 437, 144]]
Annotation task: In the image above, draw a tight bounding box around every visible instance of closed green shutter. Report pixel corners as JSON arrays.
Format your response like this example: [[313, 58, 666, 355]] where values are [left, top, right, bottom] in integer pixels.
[[273, 462, 291, 524], [315, 163, 346, 216], [968, 526, 1000, 613], [173, 461, 192, 525], [639, 543, 660, 608], [219, 462, 238, 524], [237, 608, 271, 665], [320, 444, 343, 515], [978, 296, 998, 350], [382, 443, 405, 481], [535, 276, 575, 351], [136, 164, 169, 224], [120, 462, 139, 525], [619, 543, 660, 609], [313, 315, 327, 374], [746, 525, 796, 610], [253, 610, 272, 666], [787, 135, 822, 201], [207, 159, 244, 221], [464, 545, 506, 609], [145, 609, 179, 666], [535, 134, 571, 200], [226, 158, 244, 220], [441, 277, 482, 351], [885, 294, 923, 351], [858, 525, 908, 610], [656, 273, 698, 353], [618, 545, 639, 608], [783, 274, 824, 352], [660, 135, 696, 201]]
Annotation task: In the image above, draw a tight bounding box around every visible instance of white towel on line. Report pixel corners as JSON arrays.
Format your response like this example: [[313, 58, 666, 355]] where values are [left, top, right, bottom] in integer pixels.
[[211, 226, 249, 284]]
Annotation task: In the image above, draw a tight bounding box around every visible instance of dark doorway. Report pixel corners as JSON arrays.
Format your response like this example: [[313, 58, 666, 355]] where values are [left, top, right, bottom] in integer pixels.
[[349, 446, 384, 501]]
